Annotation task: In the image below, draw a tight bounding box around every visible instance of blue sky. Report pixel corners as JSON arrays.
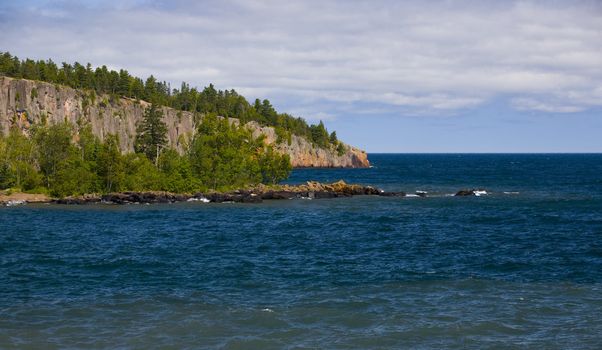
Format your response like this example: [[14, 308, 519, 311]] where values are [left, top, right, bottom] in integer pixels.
[[1, 0, 601, 152]]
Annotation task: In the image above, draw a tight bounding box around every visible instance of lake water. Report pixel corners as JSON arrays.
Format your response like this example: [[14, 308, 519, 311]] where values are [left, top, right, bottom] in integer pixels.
[[1, 154, 601, 349]]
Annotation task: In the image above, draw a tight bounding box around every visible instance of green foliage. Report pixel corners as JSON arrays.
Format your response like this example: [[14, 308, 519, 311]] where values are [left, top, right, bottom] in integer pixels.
[[336, 142, 346, 156], [96, 135, 125, 193], [189, 115, 257, 190], [329, 131, 338, 144], [310, 121, 330, 148], [52, 156, 96, 197], [135, 104, 168, 165], [275, 126, 292, 145], [259, 147, 292, 184], [121, 153, 163, 191], [158, 149, 200, 193], [189, 115, 290, 190], [0, 51, 341, 149], [0, 117, 292, 197], [33, 122, 74, 189], [0, 128, 42, 190]]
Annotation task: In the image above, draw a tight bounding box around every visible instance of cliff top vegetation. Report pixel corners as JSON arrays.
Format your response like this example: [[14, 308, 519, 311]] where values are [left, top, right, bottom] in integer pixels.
[[0, 51, 340, 149]]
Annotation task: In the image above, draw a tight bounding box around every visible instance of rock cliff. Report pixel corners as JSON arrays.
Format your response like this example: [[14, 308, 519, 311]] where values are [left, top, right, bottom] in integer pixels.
[[0, 76, 369, 168]]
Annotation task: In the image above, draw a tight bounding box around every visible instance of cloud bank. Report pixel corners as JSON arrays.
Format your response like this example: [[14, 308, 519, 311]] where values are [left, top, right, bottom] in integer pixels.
[[1, 0, 601, 120]]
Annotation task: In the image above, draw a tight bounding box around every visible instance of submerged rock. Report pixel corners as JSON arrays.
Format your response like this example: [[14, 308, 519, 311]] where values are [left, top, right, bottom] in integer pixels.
[[378, 191, 406, 197]]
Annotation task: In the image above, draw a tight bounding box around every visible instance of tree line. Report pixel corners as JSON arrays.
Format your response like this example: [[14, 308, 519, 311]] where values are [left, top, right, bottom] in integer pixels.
[[0, 51, 344, 150], [0, 105, 291, 197]]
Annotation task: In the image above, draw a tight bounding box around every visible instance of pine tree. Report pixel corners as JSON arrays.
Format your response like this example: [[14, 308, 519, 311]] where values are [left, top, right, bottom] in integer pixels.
[[135, 104, 168, 166], [329, 131, 338, 144]]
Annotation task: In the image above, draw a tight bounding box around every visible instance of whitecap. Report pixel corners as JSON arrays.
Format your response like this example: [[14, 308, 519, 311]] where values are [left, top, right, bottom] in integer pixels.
[[187, 197, 210, 203], [405, 194, 420, 198], [474, 190, 488, 196], [503, 191, 520, 195], [5, 200, 26, 207], [261, 308, 274, 313]]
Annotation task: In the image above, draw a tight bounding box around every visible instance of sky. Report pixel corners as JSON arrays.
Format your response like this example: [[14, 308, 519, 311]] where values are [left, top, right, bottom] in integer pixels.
[[1, 0, 601, 152]]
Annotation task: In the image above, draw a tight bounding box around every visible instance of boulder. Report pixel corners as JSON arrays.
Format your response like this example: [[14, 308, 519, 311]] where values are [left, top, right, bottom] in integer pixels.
[[261, 191, 297, 200], [241, 193, 263, 203], [314, 191, 338, 199]]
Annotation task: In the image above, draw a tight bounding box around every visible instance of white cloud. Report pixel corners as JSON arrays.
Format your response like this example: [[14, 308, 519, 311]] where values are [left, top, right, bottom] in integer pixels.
[[1, 0, 601, 119], [512, 97, 585, 113]]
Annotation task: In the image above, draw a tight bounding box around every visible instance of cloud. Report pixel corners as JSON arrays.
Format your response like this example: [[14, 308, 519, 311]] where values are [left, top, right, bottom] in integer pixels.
[[512, 97, 585, 113], [1, 0, 601, 120]]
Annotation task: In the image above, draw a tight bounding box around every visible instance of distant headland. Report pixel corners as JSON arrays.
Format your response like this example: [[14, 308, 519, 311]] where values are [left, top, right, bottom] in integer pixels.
[[0, 52, 369, 200]]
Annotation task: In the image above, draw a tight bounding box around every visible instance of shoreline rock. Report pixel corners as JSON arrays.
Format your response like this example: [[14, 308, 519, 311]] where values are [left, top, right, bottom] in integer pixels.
[[2, 182, 494, 206], [0, 192, 51, 206], [45, 180, 406, 205]]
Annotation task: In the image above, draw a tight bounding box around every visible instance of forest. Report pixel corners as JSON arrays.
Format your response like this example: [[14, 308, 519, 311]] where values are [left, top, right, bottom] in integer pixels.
[[0, 105, 292, 197], [0, 51, 342, 150]]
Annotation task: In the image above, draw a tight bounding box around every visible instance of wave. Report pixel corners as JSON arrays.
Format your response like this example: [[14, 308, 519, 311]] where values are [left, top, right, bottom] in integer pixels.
[[187, 197, 210, 203]]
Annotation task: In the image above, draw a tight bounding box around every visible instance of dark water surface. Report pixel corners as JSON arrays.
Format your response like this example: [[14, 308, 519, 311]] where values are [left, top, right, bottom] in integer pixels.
[[1, 154, 602, 349]]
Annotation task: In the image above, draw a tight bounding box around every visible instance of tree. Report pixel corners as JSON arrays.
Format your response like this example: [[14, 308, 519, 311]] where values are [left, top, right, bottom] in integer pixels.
[[0, 127, 41, 190], [97, 135, 124, 192], [144, 75, 157, 101], [310, 121, 330, 148], [33, 122, 74, 188], [190, 115, 260, 190], [135, 104, 168, 166], [0, 51, 346, 153], [52, 154, 97, 197], [329, 131, 338, 144], [259, 147, 292, 184], [77, 124, 100, 162], [121, 153, 163, 191]]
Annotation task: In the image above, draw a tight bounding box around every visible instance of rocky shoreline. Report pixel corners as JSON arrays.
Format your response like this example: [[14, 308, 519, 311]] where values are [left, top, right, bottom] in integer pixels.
[[1, 181, 491, 206], [53, 181, 404, 205]]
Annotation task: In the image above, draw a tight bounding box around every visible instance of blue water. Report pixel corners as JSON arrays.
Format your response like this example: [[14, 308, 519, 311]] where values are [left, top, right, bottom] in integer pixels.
[[1, 154, 602, 349]]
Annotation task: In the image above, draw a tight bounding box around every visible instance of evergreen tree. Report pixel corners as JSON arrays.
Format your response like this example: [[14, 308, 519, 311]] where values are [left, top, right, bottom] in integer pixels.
[[310, 121, 330, 148], [135, 104, 168, 166], [329, 131, 338, 144], [0, 51, 344, 149]]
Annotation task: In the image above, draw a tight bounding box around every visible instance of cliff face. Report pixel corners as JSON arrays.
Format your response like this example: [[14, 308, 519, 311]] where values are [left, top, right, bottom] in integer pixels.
[[0, 76, 369, 168]]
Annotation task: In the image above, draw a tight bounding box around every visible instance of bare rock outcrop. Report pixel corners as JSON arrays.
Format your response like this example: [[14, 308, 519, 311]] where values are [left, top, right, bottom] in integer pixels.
[[0, 76, 369, 168]]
